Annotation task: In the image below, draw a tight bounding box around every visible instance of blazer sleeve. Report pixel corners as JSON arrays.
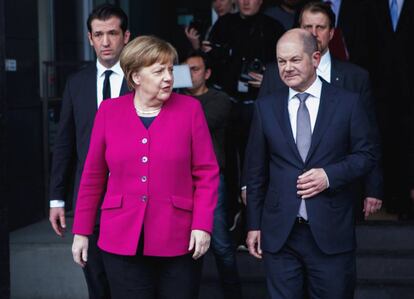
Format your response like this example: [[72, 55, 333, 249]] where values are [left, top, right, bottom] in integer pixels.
[[324, 95, 376, 190], [190, 101, 220, 233], [49, 79, 76, 201], [358, 74, 384, 199], [246, 101, 269, 230], [72, 102, 109, 235]]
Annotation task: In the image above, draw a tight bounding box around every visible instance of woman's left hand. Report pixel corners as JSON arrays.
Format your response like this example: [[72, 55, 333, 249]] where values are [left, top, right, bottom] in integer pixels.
[[188, 229, 211, 260]]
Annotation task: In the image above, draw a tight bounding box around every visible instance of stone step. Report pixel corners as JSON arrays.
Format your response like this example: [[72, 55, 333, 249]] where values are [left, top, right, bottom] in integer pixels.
[[200, 280, 414, 299], [357, 251, 414, 280], [356, 221, 414, 250], [11, 219, 414, 299], [354, 279, 414, 299]]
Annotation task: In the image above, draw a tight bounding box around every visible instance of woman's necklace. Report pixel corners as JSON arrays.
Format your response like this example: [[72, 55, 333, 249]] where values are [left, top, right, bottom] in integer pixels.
[[134, 99, 162, 115], [135, 106, 161, 115]]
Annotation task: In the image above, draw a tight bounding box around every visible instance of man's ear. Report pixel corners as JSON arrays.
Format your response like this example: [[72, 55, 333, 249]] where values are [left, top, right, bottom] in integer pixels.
[[205, 68, 212, 80], [87, 32, 94, 46], [329, 27, 335, 42], [312, 51, 321, 68], [123, 30, 131, 44]]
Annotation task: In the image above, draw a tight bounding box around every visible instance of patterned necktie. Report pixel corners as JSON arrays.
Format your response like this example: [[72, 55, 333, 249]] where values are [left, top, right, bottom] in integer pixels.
[[102, 70, 113, 100], [390, 0, 398, 31], [296, 92, 311, 220]]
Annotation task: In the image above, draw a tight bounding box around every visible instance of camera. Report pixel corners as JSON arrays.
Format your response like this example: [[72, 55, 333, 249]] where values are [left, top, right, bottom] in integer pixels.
[[239, 57, 265, 83]]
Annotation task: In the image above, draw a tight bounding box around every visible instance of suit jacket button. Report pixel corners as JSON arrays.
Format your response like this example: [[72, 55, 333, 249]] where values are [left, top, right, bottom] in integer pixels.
[[142, 138, 148, 144], [141, 195, 147, 202], [141, 176, 147, 182], [142, 156, 148, 163]]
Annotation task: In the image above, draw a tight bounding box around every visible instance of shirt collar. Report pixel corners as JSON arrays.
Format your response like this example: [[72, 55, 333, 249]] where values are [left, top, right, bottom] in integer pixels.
[[288, 76, 322, 101], [96, 60, 124, 77], [318, 50, 331, 73]]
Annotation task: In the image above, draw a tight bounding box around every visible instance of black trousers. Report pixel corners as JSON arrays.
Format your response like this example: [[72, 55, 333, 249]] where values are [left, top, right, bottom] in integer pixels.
[[102, 250, 203, 299], [83, 226, 111, 299]]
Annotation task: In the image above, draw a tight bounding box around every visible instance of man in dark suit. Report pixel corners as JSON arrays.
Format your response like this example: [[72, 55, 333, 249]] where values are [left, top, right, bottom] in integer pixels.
[[256, 1, 382, 219], [359, 0, 414, 218], [48, 4, 130, 298], [245, 28, 376, 298]]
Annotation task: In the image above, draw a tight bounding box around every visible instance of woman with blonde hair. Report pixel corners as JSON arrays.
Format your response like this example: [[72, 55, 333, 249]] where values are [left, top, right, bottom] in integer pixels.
[[71, 35, 219, 299]]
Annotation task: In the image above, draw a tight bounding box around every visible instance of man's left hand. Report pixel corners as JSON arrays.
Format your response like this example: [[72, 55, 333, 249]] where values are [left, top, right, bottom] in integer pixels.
[[363, 197, 382, 219], [297, 168, 328, 199]]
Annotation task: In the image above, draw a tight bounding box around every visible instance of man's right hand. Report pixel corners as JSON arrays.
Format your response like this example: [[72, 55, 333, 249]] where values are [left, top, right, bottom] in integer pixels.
[[246, 230, 262, 259], [49, 207, 66, 237]]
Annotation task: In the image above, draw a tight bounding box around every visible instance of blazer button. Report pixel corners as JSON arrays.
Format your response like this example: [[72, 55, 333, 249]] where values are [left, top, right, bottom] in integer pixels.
[[141, 195, 147, 202], [142, 156, 148, 163], [142, 138, 148, 144], [141, 176, 147, 182]]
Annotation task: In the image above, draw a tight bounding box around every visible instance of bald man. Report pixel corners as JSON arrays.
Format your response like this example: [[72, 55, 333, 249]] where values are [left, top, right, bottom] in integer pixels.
[[245, 29, 375, 298]]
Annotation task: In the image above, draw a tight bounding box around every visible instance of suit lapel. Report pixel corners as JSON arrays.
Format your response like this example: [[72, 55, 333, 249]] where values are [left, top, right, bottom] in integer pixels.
[[84, 64, 98, 115], [330, 60, 345, 89], [306, 82, 339, 163], [272, 89, 303, 163], [120, 78, 130, 96]]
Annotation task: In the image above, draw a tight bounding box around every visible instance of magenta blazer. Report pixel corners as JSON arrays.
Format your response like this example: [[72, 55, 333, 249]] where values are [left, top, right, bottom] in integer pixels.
[[72, 92, 219, 257]]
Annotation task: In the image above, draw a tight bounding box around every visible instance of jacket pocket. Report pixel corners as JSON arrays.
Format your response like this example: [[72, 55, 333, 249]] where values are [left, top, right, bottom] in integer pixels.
[[101, 195, 123, 210], [171, 196, 193, 211]]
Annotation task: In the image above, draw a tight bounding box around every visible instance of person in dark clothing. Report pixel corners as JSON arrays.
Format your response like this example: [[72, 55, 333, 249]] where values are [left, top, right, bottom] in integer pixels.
[[48, 4, 131, 298], [202, 0, 285, 249], [183, 51, 242, 299]]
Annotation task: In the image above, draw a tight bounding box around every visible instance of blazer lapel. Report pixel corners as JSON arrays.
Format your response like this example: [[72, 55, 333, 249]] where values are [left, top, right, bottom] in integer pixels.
[[330, 62, 345, 89], [273, 89, 303, 163], [84, 64, 98, 116], [306, 82, 339, 163], [120, 78, 130, 96]]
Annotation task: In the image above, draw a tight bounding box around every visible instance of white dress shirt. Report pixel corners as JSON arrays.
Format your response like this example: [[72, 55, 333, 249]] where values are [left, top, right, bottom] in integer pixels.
[[288, 77, 322, 140], [96, 60, 125, 108], [289, 77, 329, 219], [317, 51, 332, 83], [50, 60, 124, 208]]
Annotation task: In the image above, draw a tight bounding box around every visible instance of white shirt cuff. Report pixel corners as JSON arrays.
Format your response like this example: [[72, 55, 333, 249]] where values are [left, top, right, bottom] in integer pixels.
[[50, 200, 65, 208], [324, 171, 330, 188], [241, 185, 247, 191]]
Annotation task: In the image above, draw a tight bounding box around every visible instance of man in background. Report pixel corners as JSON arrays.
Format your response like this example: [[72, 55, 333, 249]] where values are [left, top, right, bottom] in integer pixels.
[[184, 51, 242, 299], [48, 4, 130, 298]]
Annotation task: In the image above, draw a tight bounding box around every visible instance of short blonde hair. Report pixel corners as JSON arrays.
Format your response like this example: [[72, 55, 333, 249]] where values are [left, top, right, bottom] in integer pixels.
[[120, 35, 178, 90]]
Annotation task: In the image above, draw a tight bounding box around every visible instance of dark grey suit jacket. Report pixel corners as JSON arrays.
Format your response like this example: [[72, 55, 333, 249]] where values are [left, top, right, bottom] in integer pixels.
[[49, 63, 130, 207]]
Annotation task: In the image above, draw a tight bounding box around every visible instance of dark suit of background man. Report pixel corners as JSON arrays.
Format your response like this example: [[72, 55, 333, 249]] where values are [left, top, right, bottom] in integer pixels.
[[358, 0, 414, 219], [246, 29, 376, 298], [257, 1, 383, 220], [48, 4, 130, 299]]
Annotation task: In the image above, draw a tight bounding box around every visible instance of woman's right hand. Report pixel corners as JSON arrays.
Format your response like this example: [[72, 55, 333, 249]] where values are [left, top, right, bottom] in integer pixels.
[[188, 229, 211, 260], [72, 234, 89, 267]]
